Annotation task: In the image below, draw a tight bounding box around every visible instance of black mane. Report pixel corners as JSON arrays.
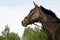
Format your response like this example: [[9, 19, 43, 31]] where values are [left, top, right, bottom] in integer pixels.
[[40, 6, 58, 19]]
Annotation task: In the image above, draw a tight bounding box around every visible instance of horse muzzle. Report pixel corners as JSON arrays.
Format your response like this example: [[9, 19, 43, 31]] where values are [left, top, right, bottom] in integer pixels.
[[21, 20, 27, 27]]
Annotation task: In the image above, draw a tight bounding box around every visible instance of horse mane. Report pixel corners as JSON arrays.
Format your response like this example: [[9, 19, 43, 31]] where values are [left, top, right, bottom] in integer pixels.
[[40, 6, 59, 19]]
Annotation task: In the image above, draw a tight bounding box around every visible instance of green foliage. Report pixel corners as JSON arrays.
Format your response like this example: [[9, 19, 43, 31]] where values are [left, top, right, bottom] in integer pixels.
[[0, 36, 6, 40], [0, 25, 20, 40], [22, 26, 48, 40], [0, 25, 48, 40], [7, 32, 20, 40], [2, 25, 10, 37]]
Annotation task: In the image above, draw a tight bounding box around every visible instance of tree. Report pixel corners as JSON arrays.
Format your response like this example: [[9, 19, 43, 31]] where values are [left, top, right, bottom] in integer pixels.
[[2, 25, 10, 38], [0, 36, 6, 40], [7, 32, 20, 40], [0, 25, 20, 40], [22, 26, 48, 40]]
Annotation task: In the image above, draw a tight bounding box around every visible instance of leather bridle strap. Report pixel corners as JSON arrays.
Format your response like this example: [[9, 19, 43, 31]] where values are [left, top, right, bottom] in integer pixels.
[[33, 20, 60, 27], [41, 20, 60, 23], [33, 23, 41, 27]]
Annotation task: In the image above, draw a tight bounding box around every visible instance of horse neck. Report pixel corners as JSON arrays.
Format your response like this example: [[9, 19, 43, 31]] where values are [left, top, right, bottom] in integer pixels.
[[45, 15, 58, 22], [39, 11, 58, 23], [39, 9, 60, 40], [40, 13, 56, 40]]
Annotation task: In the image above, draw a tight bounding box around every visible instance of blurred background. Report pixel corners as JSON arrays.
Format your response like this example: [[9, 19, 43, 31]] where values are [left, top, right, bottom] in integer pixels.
[[0, 0, 60, 40]]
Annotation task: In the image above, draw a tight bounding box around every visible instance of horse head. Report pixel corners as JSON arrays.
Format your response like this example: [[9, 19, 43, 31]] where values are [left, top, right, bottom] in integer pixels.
[[22, 2, 44, 27]]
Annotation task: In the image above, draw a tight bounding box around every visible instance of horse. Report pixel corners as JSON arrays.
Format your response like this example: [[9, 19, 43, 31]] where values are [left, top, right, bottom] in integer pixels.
[[22, 2, 60, 40]]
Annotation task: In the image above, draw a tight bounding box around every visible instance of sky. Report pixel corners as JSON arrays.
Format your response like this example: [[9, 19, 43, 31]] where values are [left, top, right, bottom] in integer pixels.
[[0, 0, 60, 37]]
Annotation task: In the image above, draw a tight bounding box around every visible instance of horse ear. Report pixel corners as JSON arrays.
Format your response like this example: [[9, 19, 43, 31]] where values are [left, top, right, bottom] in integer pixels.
[[33, 1, 39, 8]]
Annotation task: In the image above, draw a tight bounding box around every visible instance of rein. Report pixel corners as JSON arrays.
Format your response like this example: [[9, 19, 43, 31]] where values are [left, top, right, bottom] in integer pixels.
[[33, 20, 60, 27], [33, 23, 41, 27], [41, 20, 60, 23]]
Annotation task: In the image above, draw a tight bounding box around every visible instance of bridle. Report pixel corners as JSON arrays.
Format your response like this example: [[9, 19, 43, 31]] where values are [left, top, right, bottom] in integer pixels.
[[25, 7, 60, 27], [33, 20, 60, 27]]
